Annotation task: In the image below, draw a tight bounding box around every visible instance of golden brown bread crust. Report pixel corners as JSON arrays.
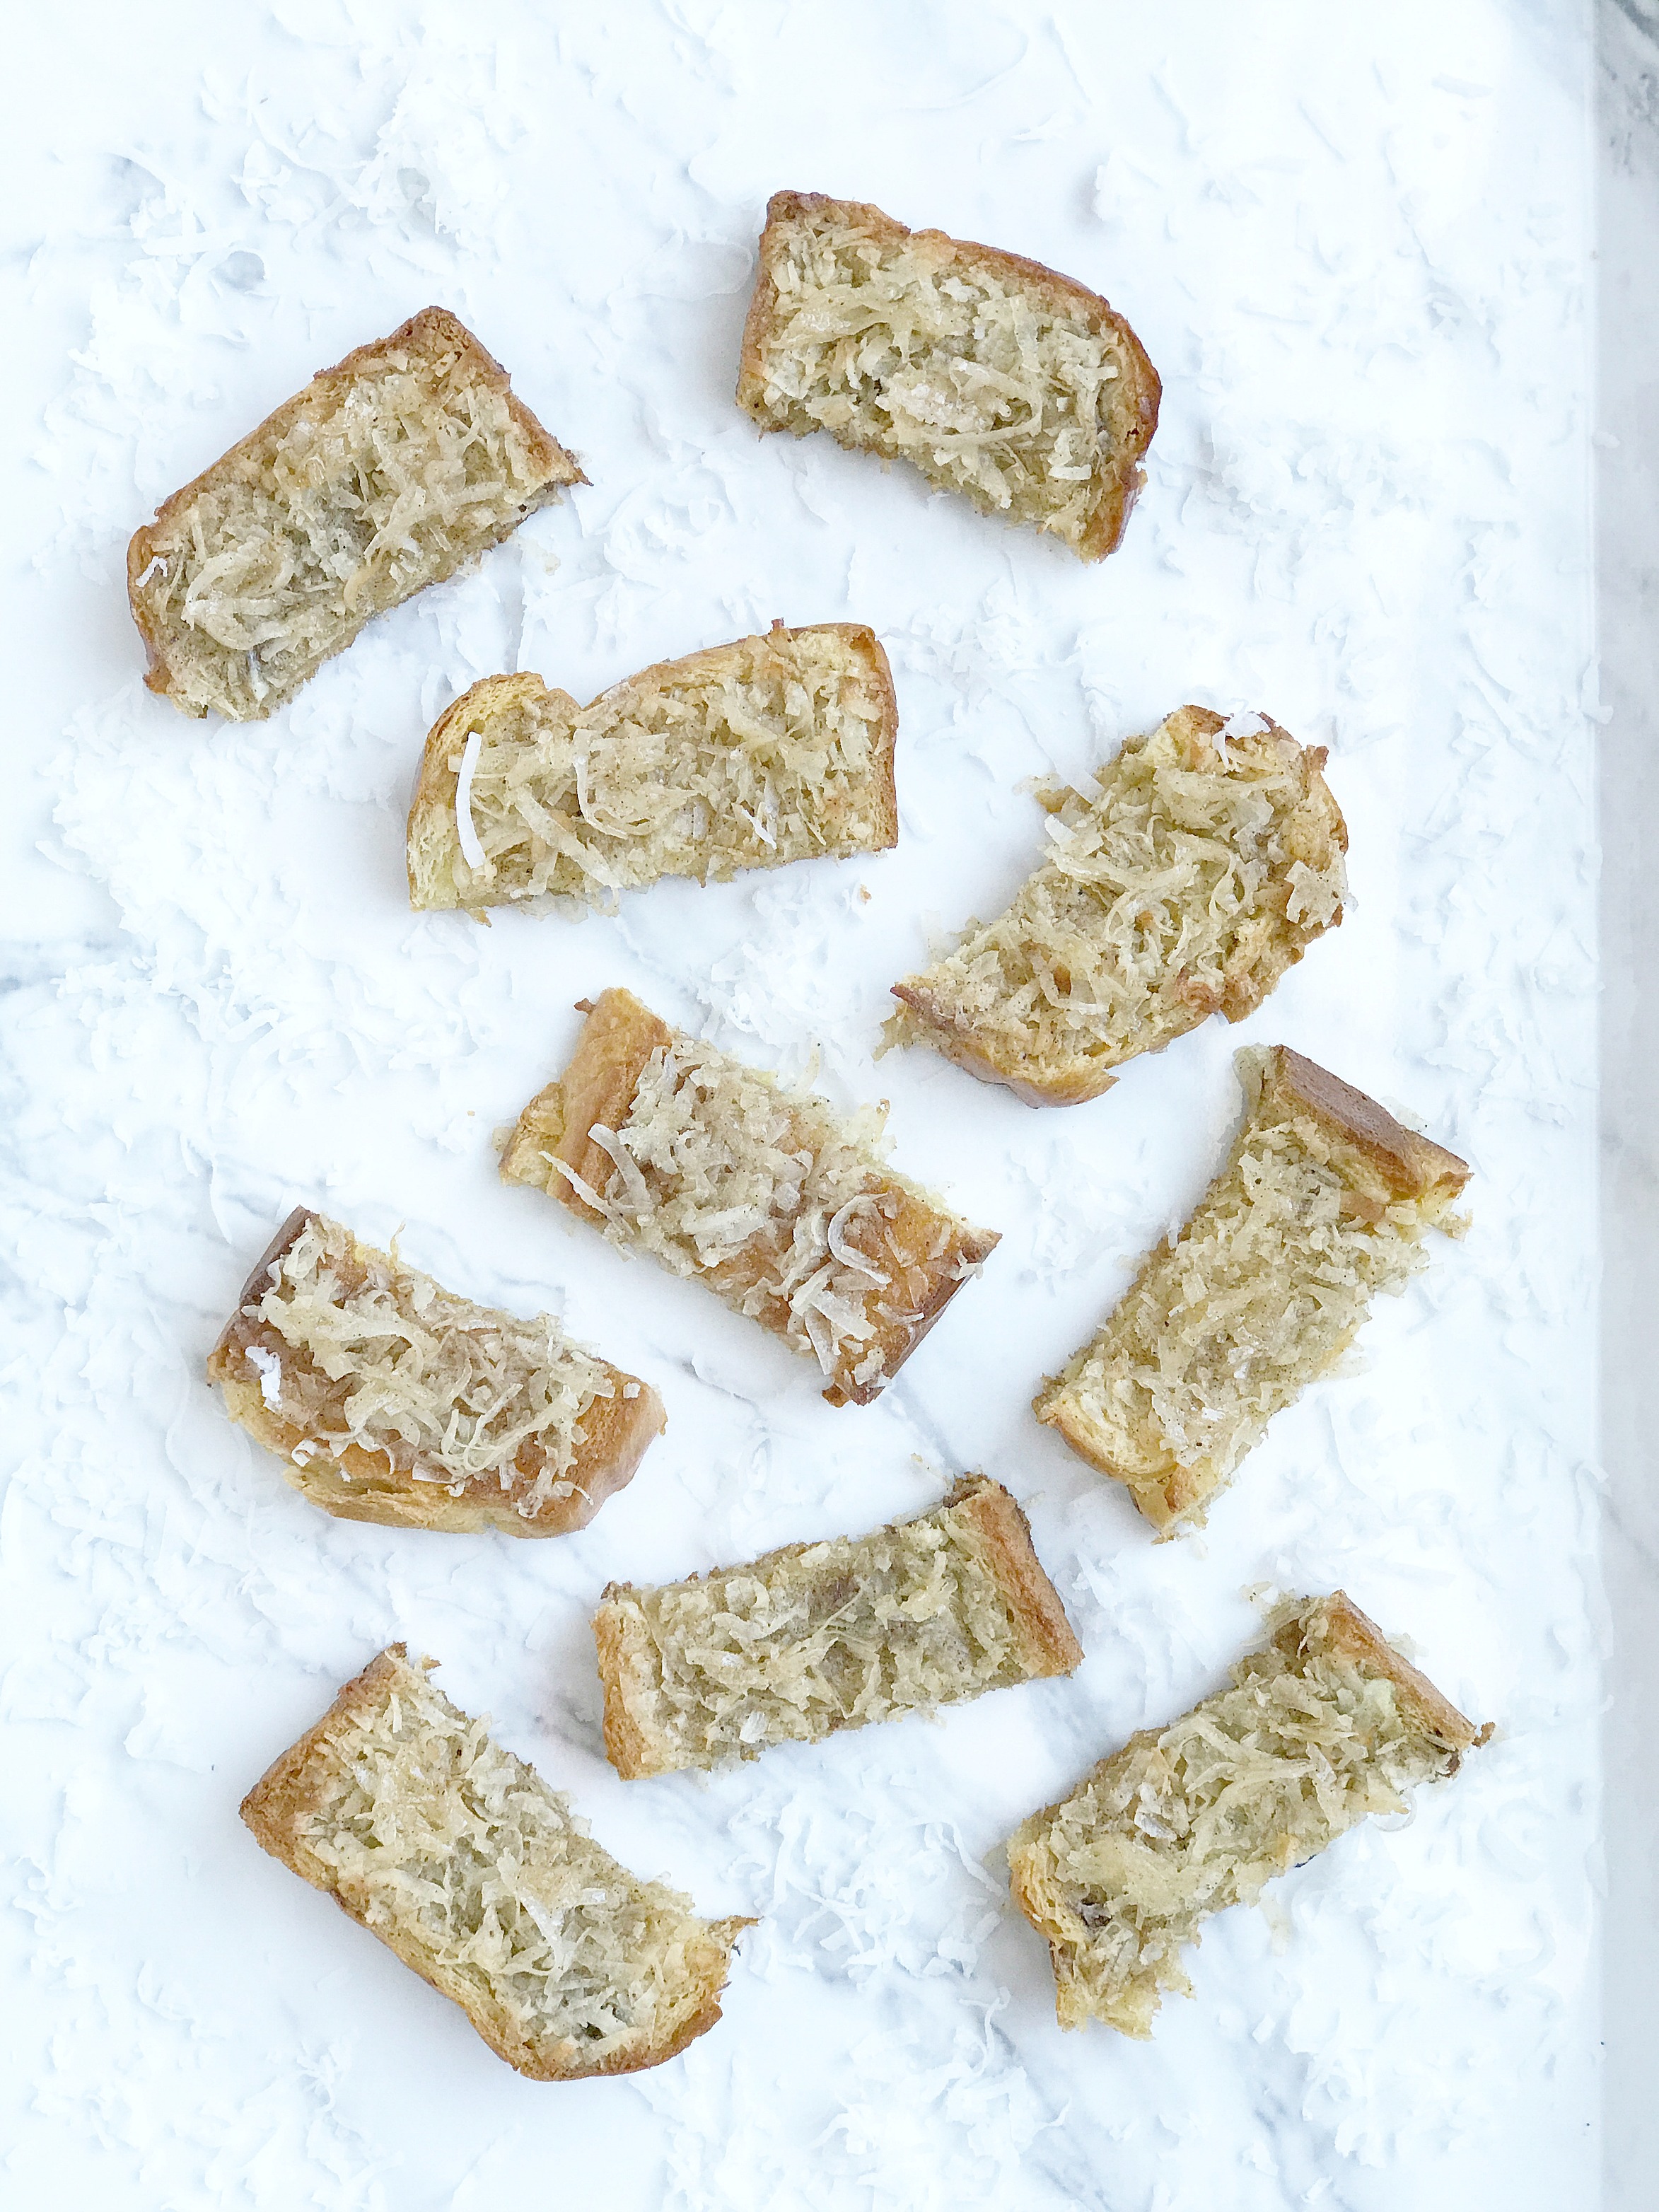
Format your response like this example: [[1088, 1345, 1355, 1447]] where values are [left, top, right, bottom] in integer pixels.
[[889, 709, 1348, 1106], [501, 989, 999, 1406], [593, 1473, 1081, 1780], [942, 1474, 1084, 1677], [1264, 1047, 1470, 1206], [406, 623, 898, 913], [240, 1647, 749, 2079], [737, 190, 1161, 562], [1308, 1591, 1490, 1754], [129, 308, 585, 720], [206, 1206, 664, 1535]]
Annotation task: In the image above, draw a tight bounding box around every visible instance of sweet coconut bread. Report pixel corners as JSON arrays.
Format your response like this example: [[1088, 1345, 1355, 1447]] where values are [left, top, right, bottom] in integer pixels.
[[499, 988, 999, 1406], [241, 1648, 749, 2078], [406, 620, 898, 913], [1035, 1047, 1470, 1533], [888, 706, 1347, 1105], [128, 308, 583, 720], [736, 191, 1160, 561], [207, 1209, 663, 1536], [594, 1474, 1081, 1778], [1006, 1592, 1489, 2037]]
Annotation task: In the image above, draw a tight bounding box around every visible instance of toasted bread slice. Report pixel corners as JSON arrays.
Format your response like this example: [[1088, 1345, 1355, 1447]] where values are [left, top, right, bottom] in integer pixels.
[[594, 1474, 1081, 1777], [241, 1648, 750, 2077], [207, 1209, 663, 1536], [1006, 1592, 1489, 2037], [736, 190, 1160, 561], [128, 308, 583, 721], [500, 988, 999, 1405], [1035, 1048, 1470, 1532], [889, 708, 1347, 1105], [407, 621, 897, 913]]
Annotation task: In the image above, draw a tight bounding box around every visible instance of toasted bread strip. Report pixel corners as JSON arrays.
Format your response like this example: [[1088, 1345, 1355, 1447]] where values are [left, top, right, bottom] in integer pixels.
[[208, 1209, 663, 1536], [737, 190, 1160, 561], [594, 1474, 1081, 1778], [500, 988, 999, 1405], [242, 1648, 750, 2077], [129, 308, 583, 720], [1006, 1593, 1489, 2037], [407, 621, 898, 912], [1035, 1048, 1470, 1532], [889, 707, 1346, 1105]]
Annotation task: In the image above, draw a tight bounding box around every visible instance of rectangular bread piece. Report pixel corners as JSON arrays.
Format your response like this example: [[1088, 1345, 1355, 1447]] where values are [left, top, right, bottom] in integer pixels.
[[407, 621, 898, 912], [241, 1648, 750, 2078], [1035, 1047, 1470, 1532], [888, 707, 1347, 1105], [1006, 1591, 1489, 2037], [500, 987, 999, 1405], [207, 1208, 663, 1536], [736, 190, 1160, 561], [594, 1474, 1081, 1777], [128, 308, 584, 721]]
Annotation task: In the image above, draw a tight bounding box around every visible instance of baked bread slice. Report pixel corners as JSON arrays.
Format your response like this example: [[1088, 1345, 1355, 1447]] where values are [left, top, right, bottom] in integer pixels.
[[1006, 1592, 1489, 2037], [128, 308, 583, 721], [1035, 1047, 1470, 1532], [500, 987, 999, 1405], [242, 1647, 750, 2077], [406, 620, 897, 914], [207, 1208, 663, 1536], [736, 190, 1160, 561], [594, 1474, 1081, 1778], [888, 707, 1346, 1105]]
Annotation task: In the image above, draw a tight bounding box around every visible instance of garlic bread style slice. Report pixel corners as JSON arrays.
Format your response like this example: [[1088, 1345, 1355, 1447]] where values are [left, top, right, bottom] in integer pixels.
[[595, 1475, 1081, 1777], [1007, 1593, 1489, 2037], [737, 190, 1160, 561], [501, 989, 999, 1406], [889, 708, 1346, 1105], [1035, 1048, 1469, 1533], [242, 1648, 750, 2078], [129, 308, 583, 720], [208, 1209, 663, 1535], [407, 622, 897, 913]]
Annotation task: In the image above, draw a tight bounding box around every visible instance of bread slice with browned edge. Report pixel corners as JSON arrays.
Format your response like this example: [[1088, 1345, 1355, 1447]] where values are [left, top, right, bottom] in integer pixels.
[[736, 191, 1160, 561], [1035, 1047, 1470, 1532], [128, 308, 584, 721], [241, 1648, 750, 2078], [500, 987, 999, 1405], [888, 708, 1347, 1105], [407, 620, 898, 914], [1006, 1592, 1490, 2037], [207, 1208, 663, 1536], [595, 1474, 1081, 1778]]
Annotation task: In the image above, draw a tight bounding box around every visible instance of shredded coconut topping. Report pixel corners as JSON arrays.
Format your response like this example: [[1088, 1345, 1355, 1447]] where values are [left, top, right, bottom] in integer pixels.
[[890, 709, 1346, 1095], [1040, 1051, 1460, 1531], [600, 1480, 1061, 1771], [225, 1214, 614, 1517], [554, 1035, 974, 1399], [291, 1655, 733, 2063], [1007, 1597, 1472, 2036], [412, 628, 892, 911], [130, 315, 569, 720], [745, 200, 1150, 554]]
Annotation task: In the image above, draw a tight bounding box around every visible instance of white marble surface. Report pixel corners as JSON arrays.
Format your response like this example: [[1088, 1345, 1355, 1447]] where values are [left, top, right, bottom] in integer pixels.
[[0, 5, 1603, 2208], [1596, 4, 1659, 2204]]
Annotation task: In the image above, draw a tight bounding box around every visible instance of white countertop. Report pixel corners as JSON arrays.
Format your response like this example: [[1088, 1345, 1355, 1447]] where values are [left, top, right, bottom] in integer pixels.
[[1, 4, 1609, 2207]]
